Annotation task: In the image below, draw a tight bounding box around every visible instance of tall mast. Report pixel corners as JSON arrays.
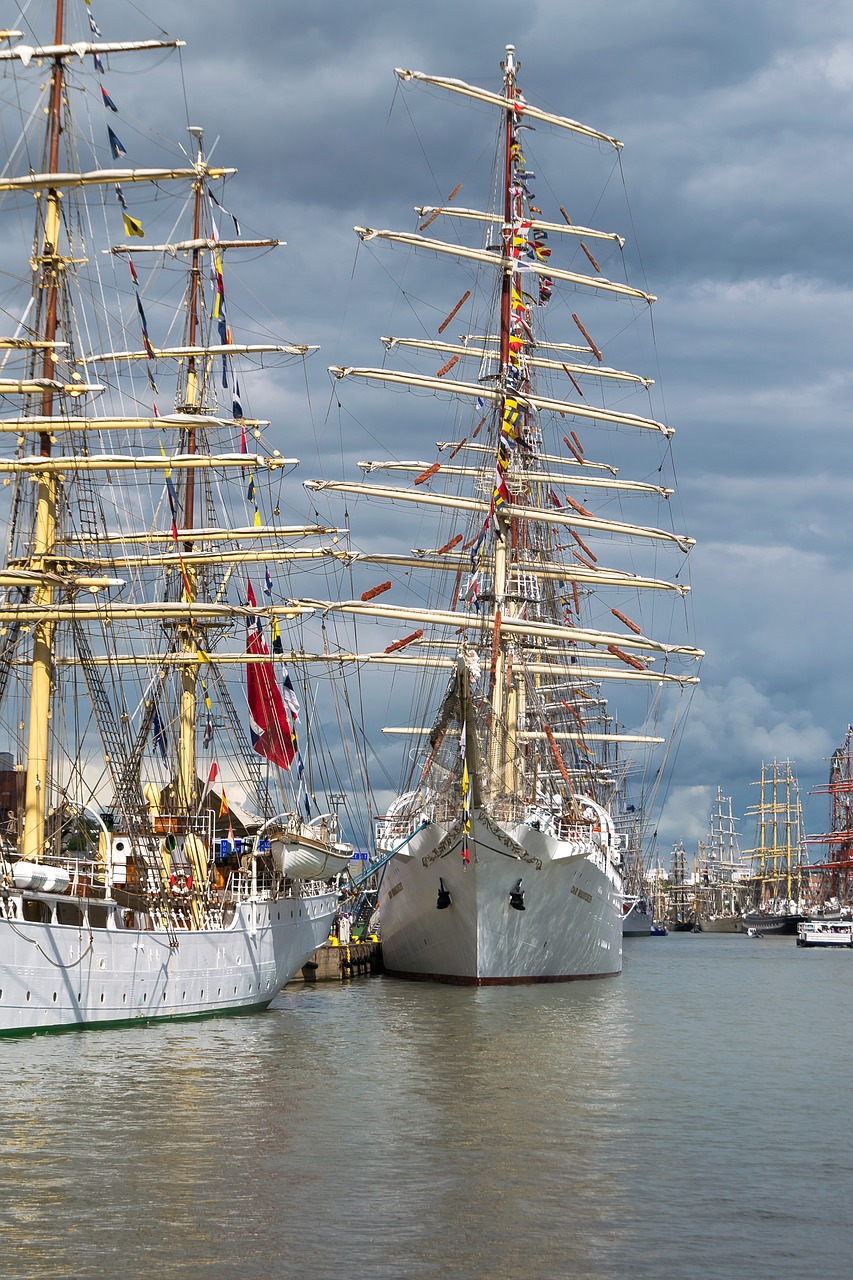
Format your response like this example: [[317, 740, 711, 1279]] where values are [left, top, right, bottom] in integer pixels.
[[175, 125, 206, 812], [486, 45, 518, 788], [21, 0, 65, 861]]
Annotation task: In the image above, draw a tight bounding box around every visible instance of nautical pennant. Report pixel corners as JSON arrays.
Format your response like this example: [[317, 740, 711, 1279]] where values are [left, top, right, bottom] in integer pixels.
[[107, 126, 126, 160], [151, 706, 168, 761], [460, 723, 471, 866], [123, 212, 145, 239]]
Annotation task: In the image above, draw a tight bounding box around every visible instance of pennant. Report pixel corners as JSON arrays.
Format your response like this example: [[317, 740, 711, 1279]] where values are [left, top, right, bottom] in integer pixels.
[[107, 127, 126, 160], [151, 707, 168, 762], [123, 212, 145, 239], [233, 381, 244, 419], [88, 14, 102, 37], [207, 761, 219, 786], [460, 724, 471, 866], [93, 53, 105, 74], [135, 293, 154, 355], [100, 86, 119, 113], [280, 665, 300, 717], [271, 616, 284, 655], [114, 184, 128, 210], [263, 567, 273, 598], [209, 189, 241, 236], [219, 788, 229, 819], [127, 257, 139, 286]]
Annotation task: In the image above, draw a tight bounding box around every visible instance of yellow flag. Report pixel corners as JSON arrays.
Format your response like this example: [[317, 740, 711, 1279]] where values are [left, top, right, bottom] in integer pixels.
[[122, 212, 145, 239]]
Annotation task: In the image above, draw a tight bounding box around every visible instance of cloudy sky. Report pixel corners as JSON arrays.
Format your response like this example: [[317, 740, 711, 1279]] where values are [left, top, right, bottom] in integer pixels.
[[12, 0, 853, 857]]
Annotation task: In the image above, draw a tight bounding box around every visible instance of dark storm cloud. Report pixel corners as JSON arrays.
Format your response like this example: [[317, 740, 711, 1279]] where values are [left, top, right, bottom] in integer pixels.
[[15, 0, 852, 846]]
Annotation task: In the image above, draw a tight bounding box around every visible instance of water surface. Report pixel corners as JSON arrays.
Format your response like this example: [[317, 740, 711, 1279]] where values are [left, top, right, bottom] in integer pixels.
[[1, 932, 850, 1278]]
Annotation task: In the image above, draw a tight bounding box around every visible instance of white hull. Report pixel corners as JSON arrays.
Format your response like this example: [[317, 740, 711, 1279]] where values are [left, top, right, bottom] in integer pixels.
[[797, 920, 853, 948], [622, 899, 653, 936], [0, 889, 336, 1035], [378, 811, 622, 984]]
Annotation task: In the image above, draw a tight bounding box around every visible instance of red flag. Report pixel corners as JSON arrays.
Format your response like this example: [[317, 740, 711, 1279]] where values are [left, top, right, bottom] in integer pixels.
[[246, 582, 294, 769]]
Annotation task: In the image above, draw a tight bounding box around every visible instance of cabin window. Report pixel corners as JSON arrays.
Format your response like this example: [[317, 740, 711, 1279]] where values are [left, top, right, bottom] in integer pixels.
[[57, 902, 83, 926], [87, 905, 109, 929], [22, 899, 51, 924]]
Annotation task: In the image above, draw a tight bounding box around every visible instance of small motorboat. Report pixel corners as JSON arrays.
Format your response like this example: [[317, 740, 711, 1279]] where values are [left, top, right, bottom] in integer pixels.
[[746, 927, 764, 938]]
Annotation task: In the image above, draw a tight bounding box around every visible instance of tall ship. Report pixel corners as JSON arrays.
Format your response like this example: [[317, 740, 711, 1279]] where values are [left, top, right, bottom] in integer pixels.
[[308, 48, 702, 982], [619, 792, 654, 936], [741, 761, 808, 933], [668, 840, 696, 931], [696, 787, 744, 932], [805, 726, 853, 916], [0, 4, 354, 1034]]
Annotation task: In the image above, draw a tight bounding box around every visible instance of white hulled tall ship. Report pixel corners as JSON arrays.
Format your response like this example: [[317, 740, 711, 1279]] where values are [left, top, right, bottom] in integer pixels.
[[0, 3, 357, 1034], [308, 47, 701, 983]]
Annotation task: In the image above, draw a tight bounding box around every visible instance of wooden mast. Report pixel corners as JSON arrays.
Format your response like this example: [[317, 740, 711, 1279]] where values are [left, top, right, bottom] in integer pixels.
[[21, 0, 65, 861], [175, 126, 207, 813]]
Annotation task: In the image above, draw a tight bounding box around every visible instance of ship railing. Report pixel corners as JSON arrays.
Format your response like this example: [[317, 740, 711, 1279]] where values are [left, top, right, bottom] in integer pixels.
[[224, 870, 335, 902], [375, 812, 425, 851]]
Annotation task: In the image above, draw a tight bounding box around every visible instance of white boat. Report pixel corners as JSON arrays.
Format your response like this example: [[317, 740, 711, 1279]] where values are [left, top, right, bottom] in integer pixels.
[[796, 920, 853, 948], [0, 8, 354, 1034], [311, 48, 701, 983]]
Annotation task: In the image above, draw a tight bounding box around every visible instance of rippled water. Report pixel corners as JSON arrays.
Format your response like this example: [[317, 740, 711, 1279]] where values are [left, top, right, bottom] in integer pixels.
[[1, 932, 851, 1279]]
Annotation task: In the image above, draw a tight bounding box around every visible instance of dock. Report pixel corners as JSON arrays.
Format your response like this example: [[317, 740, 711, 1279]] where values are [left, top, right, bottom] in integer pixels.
[[294, 938, 383, 982]]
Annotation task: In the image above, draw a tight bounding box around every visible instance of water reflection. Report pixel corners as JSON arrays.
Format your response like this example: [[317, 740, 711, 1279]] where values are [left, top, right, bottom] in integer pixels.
[[0, 941, 852, 1278]]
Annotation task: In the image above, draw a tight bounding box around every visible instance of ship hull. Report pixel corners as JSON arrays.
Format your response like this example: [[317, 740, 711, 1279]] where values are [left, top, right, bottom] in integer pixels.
[[0, 890, 336, 1036], [697, 915, 742, 934], [622, 899, 653, 936], [378, 812, 622, 984], [741, 912, 800, 935]]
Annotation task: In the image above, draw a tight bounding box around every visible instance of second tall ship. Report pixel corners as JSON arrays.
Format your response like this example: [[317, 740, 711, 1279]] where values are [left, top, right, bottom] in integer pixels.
[[310, 48, 702, 982]]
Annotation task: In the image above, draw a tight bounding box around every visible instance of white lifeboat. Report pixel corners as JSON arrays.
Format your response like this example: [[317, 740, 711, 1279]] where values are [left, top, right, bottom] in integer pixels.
[[11, 862, 71, 893]]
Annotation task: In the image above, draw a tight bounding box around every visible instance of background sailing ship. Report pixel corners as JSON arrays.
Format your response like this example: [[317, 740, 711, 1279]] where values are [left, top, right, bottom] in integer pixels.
[[696, 787, 744, 932], [307, 47, 702, 982], [0, 4, 364, 1033], [741, 760, 808, 934], [804, 726, 853, 917]]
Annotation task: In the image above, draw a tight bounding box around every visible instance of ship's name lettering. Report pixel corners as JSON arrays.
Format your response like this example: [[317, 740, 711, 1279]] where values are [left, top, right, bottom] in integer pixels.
[[571, 885, 593, 904]]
